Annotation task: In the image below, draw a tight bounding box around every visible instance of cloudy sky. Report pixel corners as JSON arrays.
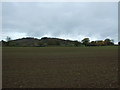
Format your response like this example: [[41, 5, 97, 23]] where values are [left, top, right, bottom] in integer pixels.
[[2, 2, 118, 43]]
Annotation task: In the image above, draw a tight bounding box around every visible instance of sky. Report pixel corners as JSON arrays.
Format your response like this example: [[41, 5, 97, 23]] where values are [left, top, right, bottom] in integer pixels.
[[1, 2, 118, 43]]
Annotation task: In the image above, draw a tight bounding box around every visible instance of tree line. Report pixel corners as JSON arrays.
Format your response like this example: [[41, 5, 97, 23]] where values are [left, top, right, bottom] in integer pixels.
[[81, 38, 115, 46], [1, 36, 120, 47]]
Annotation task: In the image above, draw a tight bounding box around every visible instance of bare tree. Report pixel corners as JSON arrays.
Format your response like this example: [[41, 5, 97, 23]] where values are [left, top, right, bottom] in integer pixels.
[[6, 36, 11, 42], [6, 36, 11, 46]]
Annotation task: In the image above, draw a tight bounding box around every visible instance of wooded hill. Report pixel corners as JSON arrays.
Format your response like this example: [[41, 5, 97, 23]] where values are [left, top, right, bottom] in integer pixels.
[[1, 37, 118, 47]]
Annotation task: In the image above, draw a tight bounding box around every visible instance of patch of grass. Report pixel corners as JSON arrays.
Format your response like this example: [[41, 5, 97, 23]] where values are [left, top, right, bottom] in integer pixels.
[[2, 46, 118, 88]]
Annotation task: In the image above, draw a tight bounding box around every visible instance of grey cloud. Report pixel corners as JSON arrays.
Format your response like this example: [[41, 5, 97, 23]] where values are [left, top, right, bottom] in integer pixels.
[[2, 2, 118, 43]]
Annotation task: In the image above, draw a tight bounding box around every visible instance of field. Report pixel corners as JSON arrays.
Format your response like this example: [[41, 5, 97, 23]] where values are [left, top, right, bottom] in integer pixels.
[[2, 46, 118, 88]]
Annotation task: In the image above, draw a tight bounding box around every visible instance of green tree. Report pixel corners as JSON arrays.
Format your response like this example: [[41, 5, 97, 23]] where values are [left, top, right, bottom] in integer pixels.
[[118, 42, 120, 45], [90, 41, 97, 46], [104, 38, 114, 46], [74, 40, 81, 46], [82, 38, 90, 46]]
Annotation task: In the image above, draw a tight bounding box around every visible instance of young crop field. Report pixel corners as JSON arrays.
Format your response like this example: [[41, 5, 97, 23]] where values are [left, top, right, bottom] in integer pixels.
[[2, 46, 118, 88]]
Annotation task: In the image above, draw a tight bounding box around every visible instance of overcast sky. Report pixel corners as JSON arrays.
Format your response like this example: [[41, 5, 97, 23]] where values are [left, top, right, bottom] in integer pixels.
[[2, 2, 118, 43]]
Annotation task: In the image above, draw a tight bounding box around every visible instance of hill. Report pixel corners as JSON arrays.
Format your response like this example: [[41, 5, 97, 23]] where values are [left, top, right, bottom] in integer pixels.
[[1, 37, 82, 47]]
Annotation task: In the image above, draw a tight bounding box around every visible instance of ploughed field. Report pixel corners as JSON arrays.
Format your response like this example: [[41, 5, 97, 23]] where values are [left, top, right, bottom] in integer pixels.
[[2, 47, 118, 88]]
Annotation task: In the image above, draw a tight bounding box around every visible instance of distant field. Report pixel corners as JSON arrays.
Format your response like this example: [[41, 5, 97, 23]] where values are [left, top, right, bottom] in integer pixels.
[[2, 46, 118, 88]]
